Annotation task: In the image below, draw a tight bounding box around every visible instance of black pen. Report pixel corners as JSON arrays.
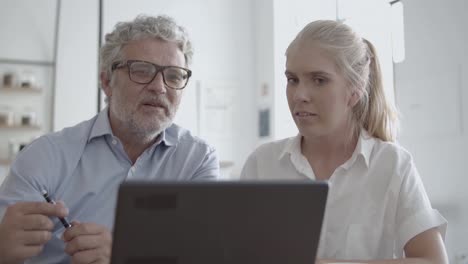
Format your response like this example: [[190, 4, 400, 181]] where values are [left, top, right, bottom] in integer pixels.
[[41, 189, 72, 228]]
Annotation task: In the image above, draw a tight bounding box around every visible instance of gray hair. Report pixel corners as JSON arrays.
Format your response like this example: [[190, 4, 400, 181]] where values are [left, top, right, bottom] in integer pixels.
[[286, 20, 398, 142], [100, 15, 193, 76]]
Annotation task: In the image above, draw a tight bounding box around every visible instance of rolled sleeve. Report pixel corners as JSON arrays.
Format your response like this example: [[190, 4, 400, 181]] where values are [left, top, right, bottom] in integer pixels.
[[395, 158, 448, 251], [397, 208, 447, 250]]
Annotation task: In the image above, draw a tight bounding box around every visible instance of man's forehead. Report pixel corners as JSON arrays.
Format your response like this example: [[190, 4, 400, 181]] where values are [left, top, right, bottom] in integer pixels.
[[120, 39, 185, 66]]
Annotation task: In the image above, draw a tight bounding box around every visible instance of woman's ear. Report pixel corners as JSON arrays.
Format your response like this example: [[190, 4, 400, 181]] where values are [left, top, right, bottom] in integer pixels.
[[348, 89, 362, 108], [100, 71, 112, 98]]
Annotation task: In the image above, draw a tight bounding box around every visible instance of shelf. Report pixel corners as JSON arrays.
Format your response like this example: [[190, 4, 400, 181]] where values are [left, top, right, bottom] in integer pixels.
[[0, 58, 54, 67], [0, 159, 11, 166], [0, 86, 42, 94], [0, 125, 41, 130]]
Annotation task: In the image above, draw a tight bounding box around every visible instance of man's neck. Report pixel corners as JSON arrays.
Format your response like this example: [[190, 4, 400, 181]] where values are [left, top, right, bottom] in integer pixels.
[[108, 113, 161, 164], [120, 134, 160, 164]]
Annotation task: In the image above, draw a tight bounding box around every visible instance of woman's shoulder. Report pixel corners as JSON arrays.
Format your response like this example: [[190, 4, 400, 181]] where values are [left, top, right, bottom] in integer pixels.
[[369, 137, 414, 170], [241, 137, 297, 180], [243, 136, 296, 168], [251, 137, 296, 157]]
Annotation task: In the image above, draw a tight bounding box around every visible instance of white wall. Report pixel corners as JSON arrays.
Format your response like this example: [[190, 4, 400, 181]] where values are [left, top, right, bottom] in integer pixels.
[[54, 0, 99, 131], [253, 0, 275, 148], [0, 0, 56, 62], [395, 0, 468, 261]]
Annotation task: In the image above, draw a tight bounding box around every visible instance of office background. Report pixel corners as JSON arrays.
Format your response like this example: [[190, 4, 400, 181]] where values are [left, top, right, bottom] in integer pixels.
[[0, 0, 466, 263]]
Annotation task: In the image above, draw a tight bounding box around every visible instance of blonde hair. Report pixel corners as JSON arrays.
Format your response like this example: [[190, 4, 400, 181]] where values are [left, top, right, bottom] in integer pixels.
[[286, 20, 399, 142]]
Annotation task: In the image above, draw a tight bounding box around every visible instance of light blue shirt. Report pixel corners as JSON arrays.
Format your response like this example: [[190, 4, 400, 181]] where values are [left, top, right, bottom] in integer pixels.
[[0, 108, 219, 264]]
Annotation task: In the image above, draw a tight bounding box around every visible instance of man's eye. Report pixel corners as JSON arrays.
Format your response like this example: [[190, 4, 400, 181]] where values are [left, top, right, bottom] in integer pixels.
[[132, 68, 152, 76], [166, 73, 183, 81]]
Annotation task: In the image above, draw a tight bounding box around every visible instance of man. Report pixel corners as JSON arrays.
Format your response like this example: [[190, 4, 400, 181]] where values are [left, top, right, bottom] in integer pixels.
[[0, 15, 219, 264]]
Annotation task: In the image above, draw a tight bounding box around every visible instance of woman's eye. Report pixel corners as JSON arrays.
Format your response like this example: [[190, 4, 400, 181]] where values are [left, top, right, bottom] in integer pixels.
[[314, 78, 327, 85], [287, 77, 298, 84]]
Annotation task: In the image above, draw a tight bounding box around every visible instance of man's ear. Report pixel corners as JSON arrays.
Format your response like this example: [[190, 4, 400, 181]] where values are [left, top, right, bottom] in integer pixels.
[[100, 71, 112, 98]]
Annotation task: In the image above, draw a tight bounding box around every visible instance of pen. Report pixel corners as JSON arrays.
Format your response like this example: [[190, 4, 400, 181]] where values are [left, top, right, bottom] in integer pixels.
[[41, 189, 72, 228]]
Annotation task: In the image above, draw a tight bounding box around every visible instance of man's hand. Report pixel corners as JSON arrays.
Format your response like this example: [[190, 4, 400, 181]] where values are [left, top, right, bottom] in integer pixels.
[[0, 201, 69, 264], [63, 221, 112, 264]]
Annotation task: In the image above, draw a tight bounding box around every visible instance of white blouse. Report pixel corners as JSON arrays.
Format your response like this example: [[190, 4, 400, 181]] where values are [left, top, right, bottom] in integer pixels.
[[240, 131, 446, 260]]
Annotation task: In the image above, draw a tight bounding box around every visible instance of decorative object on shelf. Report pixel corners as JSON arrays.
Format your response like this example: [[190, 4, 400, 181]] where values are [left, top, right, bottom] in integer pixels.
[[19, 71, 37, 89], [8, 140, 19, 159], [0, 107, 14, 126], [0, 70, 41, 91], [8, 139, 29, 160], [2, 71, 17, 88], [20, 110, 37, 126]]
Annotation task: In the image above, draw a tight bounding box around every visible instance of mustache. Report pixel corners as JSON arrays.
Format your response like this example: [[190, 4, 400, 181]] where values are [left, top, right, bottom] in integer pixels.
[[140, 97, 170, 109]]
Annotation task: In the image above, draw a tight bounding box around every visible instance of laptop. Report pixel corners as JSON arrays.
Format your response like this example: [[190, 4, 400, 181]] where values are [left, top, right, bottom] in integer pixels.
[[111, 181, 328, 264]]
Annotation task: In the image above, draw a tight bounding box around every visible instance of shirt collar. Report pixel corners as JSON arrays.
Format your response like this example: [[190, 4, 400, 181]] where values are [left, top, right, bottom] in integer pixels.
[[279, 134, 301, 161], [339, 130, 374, 170], [88, 107, 113, 142], [278, 129, 375, 168], [353, 129, 374, 168], [88, 107, 177, 147], [160, 124, 177, 147]]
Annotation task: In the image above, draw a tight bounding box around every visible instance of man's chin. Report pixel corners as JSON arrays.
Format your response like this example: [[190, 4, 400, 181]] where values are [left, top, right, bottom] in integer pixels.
[[138, 119, 172, 135]]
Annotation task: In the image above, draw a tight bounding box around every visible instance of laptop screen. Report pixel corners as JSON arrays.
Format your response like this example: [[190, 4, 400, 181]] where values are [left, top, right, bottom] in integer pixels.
[[111, 181, 328, 264]]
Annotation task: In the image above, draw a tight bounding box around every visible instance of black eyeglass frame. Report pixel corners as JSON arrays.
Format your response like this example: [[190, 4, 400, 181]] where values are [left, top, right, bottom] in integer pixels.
[[111, 59, 192, 90]]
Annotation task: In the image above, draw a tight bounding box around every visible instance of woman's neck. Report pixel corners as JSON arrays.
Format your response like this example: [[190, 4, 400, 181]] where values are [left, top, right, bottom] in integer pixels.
[[301, 127, 359, 180]]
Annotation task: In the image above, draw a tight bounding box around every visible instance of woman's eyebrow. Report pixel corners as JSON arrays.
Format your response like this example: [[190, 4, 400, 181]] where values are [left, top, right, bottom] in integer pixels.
[[306, 71, 332, 77]]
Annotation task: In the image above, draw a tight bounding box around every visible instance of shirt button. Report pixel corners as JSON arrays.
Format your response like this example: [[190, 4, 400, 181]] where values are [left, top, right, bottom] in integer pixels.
[[112, 139, 117, 145]]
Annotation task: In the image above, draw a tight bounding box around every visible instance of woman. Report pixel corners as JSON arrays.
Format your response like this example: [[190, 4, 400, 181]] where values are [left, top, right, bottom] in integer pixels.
[[241, 20, 448, 264]]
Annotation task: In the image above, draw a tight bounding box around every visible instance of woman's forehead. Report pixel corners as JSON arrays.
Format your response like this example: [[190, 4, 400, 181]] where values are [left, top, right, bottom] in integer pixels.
[[286, 41, 339, 76]]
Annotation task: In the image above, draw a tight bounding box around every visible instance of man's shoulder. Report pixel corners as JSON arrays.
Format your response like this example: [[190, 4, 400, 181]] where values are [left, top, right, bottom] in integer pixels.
[[22, 115, 98, 158], [10, 115, 99, 180], [166, 123, 214, 151], [44, 115, 98, 144]]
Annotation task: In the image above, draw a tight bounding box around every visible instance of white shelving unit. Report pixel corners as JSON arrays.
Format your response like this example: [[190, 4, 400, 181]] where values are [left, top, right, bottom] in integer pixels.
[[0, 0, 60, 168]]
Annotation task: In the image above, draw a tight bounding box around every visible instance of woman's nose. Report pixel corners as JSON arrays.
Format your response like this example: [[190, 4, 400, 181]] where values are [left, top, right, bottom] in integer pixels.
[[293, 83, 310, 102]]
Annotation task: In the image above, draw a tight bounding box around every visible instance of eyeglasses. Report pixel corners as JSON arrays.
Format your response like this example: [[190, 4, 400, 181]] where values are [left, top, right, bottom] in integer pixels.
[[111, 60, 192, 90]]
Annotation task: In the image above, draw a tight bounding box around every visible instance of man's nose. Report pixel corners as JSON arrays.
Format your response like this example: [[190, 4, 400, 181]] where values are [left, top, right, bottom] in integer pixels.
[[146, 72, 167, 93]]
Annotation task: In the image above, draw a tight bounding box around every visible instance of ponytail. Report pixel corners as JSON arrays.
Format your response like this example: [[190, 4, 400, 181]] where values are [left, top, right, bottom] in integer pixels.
[[361, 39, 399, 142]]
